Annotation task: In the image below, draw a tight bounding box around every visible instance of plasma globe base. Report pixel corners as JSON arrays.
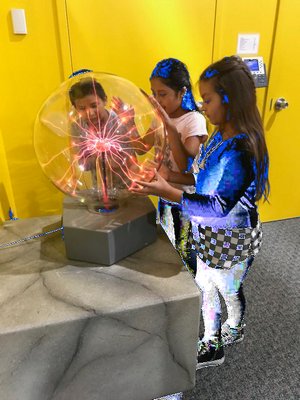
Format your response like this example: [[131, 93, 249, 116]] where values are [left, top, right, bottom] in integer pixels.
[[63, 196, 157, 265]]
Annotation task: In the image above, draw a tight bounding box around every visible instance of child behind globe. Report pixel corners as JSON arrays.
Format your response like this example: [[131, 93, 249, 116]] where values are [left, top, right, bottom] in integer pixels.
[[69, 77, 136, 200]]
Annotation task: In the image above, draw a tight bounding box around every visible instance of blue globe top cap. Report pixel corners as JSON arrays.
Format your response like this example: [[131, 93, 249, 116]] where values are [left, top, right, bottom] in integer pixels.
[[68, 69, 93, 79]]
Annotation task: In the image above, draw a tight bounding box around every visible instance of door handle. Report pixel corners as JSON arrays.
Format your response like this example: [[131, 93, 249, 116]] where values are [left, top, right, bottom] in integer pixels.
[[274, 97, 289, 111]]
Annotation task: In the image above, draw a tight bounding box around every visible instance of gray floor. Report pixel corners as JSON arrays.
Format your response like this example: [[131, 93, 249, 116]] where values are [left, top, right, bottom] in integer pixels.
[[184, 218, 300, 400]]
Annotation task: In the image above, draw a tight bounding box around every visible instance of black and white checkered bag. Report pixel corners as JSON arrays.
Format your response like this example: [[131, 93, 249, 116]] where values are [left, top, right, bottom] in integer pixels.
[[191, 221, 262, 269]]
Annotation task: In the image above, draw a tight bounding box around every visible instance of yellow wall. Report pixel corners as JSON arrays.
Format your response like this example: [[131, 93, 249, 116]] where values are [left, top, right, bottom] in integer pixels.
[[1, 0, 216, 218], [65, 0, 216, 97], [258, 0, 300, 221], [213, 0, 278, 114], [0, 129, 15, 221], [213, 0, 300, 221], [0, 0, 64, 219], [1, 0, 297, 221], [64, 0, 216, 209]]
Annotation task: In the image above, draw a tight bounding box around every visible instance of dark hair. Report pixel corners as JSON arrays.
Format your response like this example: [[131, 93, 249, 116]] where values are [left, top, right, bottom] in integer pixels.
[[200, 55, 270, 201], [69, 78, 107, 106], [150, 58, 198, 111]]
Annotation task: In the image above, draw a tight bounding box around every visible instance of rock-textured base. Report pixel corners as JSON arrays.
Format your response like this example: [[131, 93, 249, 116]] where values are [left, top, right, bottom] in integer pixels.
[[0, 216, 201, 400]]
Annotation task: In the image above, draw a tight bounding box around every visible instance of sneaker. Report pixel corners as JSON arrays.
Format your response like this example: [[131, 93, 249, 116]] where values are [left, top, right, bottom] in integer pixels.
[[196, 339, 225, 369], [221, 323, 245, 347]]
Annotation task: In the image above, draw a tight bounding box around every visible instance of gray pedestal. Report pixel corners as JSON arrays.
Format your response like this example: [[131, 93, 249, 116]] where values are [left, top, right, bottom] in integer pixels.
[[63, 196, 157, 265]]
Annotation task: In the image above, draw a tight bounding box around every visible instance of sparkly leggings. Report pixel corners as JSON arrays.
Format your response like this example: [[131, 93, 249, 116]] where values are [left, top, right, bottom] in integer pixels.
[[158, 200, 197, 275], [195, 256, 254, 341]]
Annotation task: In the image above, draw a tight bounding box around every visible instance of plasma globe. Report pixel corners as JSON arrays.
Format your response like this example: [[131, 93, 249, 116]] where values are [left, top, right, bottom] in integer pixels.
[[34, 72, 166, 210]]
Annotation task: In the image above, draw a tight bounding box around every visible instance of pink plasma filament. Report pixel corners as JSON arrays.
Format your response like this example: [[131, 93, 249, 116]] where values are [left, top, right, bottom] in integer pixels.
[[71, 113, 154, 199], [44, 107, 161, 202]]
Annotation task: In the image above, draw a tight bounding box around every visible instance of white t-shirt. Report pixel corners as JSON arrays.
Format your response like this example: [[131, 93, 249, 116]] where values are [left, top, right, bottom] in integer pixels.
[[164, 111, 207, 173]]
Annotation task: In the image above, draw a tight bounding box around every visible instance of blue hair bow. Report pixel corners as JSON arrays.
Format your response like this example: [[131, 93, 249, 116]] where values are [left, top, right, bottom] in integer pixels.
[[218, 88, 229, 104], [150, 58, 180, 79], [182, 89, 198, 111], [204, 68, 219, 79]]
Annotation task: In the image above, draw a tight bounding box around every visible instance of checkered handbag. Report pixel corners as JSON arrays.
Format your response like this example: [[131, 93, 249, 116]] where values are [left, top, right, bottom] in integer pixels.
[[191, 221, 263, 269]]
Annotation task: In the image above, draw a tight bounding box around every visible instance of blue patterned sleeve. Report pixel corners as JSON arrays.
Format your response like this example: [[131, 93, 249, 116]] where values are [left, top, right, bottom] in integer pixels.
[[181, 144, 254, 218]]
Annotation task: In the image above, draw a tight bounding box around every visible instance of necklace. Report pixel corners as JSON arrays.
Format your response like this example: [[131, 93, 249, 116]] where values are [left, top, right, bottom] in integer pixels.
[[199, 135, 223, 170]]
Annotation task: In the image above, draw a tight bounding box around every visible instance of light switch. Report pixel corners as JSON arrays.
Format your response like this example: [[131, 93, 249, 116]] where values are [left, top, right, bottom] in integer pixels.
[[11, 9, 27, 34]]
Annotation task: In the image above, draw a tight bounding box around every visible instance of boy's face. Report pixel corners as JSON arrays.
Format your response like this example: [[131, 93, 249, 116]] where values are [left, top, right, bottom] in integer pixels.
[[74, 94, 106, 124]]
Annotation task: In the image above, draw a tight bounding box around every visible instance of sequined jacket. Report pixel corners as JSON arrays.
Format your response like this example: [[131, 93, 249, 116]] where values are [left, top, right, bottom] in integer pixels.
[[182, 131, 260, 229]]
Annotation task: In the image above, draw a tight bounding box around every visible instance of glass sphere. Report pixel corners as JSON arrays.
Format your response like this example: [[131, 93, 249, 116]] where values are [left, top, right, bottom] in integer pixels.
[[34, 72, 166, 212]]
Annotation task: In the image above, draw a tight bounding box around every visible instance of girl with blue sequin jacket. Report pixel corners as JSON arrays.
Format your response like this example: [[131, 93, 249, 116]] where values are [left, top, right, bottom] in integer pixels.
[[131, 56, 270, 369]]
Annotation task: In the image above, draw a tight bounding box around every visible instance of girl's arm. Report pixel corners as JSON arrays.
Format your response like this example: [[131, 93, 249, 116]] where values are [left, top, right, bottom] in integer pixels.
[[158, 162, 195, 185], [157, 103, 208, 172], [184, 135, 207, 157], [165, 121, 198, 171], [132, 145, 254, 217], [70, 123, 84, 159]]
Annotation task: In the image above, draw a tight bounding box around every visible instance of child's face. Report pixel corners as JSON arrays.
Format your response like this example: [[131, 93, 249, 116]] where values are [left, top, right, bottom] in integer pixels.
[[199, 80, 226, 126], [74, 94, 106, 124], [150, 78, 184, 118]]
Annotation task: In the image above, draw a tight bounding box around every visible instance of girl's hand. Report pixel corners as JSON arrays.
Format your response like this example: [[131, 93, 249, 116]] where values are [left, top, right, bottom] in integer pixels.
[[139, 90, 170, 131], [140, 159, 170, 180], [129, 169, 183, 203], [148, 96, 170, 125], [148, 96, 179, 132], [129, 169, 170, 197]]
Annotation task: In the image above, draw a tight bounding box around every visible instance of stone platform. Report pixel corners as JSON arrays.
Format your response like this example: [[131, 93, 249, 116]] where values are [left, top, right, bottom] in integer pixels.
[[0, 215, 200, 400]]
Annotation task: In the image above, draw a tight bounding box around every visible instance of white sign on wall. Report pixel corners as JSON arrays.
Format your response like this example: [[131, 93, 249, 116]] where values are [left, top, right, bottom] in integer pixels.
[[237, 34, 260, 54]]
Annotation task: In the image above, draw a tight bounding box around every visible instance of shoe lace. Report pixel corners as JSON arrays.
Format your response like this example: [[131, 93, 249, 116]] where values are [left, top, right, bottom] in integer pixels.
[[221, 324, 233, 338], [221, 323, 244, 342]]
